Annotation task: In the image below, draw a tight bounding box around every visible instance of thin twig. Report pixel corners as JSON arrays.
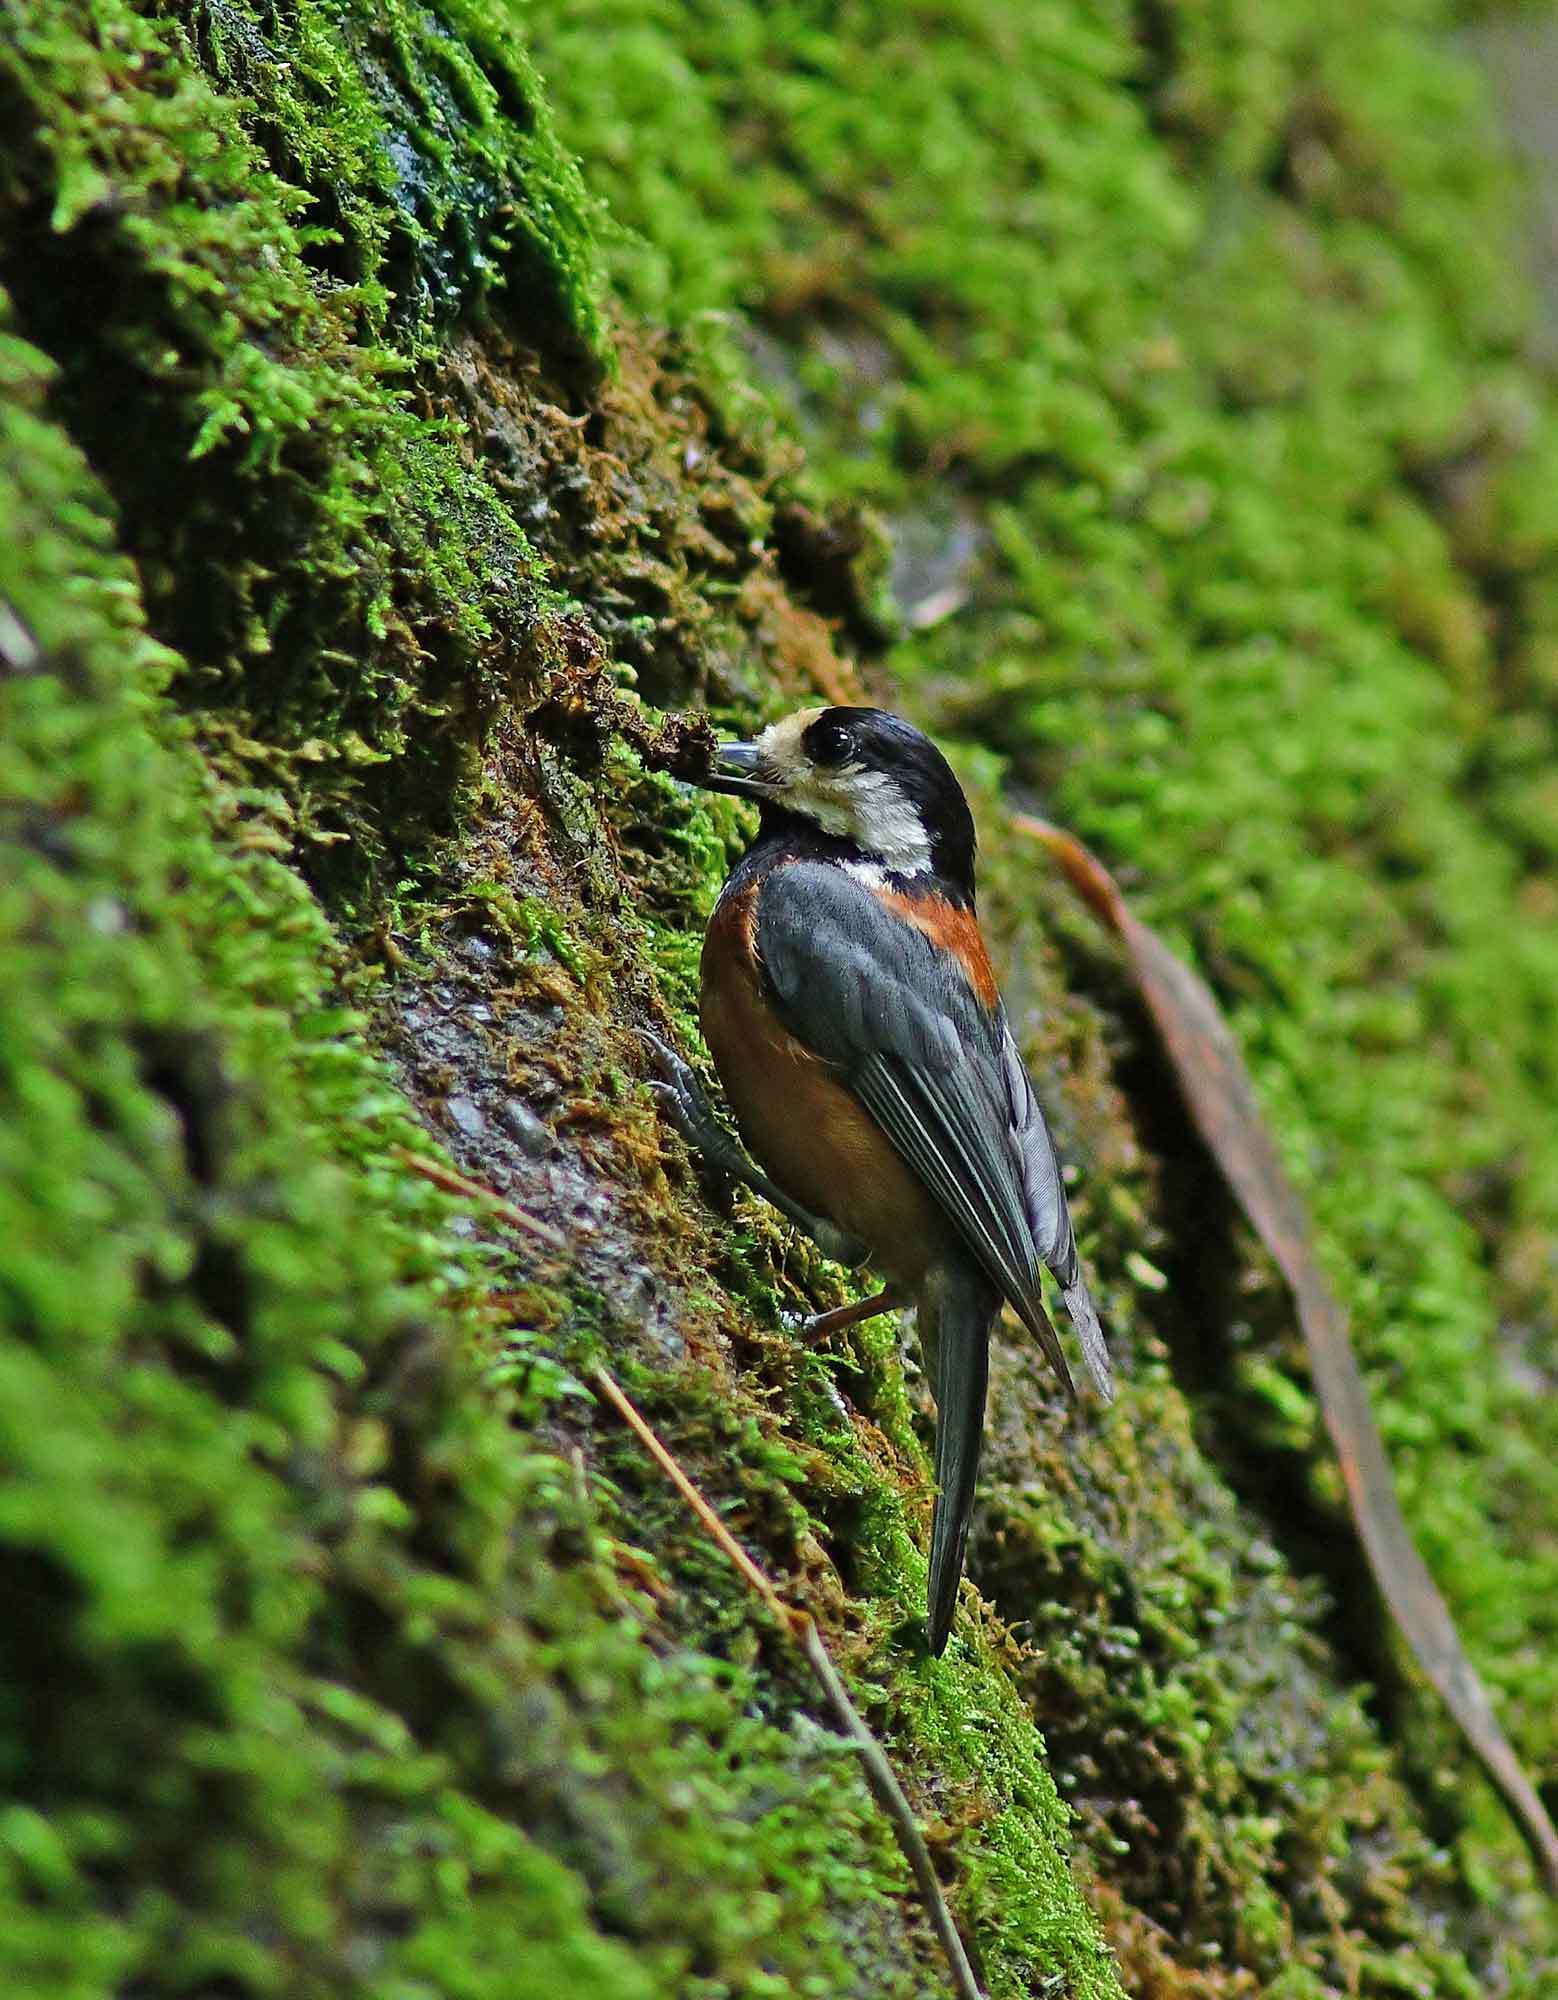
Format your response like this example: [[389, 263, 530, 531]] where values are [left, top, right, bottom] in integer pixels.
[[590, 1364, 987, 2000], [797, 1621, 985, 2000], [393, 1145, 567, 1249], [590, 1363, 784, 1613]]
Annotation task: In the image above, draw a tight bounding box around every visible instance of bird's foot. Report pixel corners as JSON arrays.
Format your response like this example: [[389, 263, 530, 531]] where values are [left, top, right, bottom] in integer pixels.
[[799, 1217, 873, 1268], [795, 1287, 904, 1344], [636, 1027, 868, 1266], [636, 1029, 746, 1177]]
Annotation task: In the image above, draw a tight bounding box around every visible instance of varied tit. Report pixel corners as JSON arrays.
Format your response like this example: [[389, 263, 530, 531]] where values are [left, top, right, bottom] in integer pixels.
[[644, 705, 1112, 1654]]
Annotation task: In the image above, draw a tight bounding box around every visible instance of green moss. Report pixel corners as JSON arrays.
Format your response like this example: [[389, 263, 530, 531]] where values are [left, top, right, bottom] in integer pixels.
[[602, 748, 753, 1033], [9, 0, 1558, 1990], [527, 0, 1558, 1982], [189, 0, 605, 348], [1, 306, 520, 1994], [590, 1338, 1121, 2000], [0, 0, 606, 869], [0, 298, 981, 1999]]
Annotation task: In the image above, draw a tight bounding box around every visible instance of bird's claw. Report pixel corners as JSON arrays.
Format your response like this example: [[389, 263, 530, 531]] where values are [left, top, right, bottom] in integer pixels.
[[633, 1028, 866, 1266], [633, 1026, 690, 1081], [633, 1028, 739, 1164]]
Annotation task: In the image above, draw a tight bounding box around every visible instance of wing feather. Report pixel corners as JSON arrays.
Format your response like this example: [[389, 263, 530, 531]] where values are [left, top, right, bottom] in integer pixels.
[[854, 1054, 1076, 1400], [758, 863, 1108, 1400], [1001, 1027, 1114, 1399]]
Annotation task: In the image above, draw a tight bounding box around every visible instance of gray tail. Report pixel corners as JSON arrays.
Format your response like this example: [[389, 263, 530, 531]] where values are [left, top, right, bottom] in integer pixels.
[[923, 1263, 998, 1656]]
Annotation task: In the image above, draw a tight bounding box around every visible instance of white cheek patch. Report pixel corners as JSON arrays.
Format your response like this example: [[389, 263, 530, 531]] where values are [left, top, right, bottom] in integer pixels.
[[791, 767, 933, 875], [841, 769, 934, 873], [752, 713, 934, 875]]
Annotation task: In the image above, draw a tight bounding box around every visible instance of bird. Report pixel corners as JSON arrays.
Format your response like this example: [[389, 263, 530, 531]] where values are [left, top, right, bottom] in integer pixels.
[[642, 705, 1112, 1654]]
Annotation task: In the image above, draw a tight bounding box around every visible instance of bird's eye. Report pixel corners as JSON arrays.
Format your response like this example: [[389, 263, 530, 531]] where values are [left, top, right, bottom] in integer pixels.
[[806, 718, 852, 767]]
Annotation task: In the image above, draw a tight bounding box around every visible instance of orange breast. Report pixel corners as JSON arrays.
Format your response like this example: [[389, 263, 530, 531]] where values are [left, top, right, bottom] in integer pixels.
[[700, 879, 949, 1287]]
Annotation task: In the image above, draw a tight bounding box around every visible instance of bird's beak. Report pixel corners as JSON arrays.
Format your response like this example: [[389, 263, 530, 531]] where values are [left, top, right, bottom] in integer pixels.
[[692, 740, 771, 801]]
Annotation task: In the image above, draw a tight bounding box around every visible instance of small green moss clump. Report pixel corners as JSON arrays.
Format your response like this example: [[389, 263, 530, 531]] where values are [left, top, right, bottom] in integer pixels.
[[0, 0, 604, 867]]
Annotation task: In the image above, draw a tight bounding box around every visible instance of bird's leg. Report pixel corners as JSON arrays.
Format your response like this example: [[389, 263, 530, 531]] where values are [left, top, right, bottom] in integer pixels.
[[637, 1031, 868, 1267], [796, 1287, 904, 1344]]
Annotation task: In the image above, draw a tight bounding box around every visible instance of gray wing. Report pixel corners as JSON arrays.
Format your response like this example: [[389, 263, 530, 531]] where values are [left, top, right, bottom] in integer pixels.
[[1000, 1026, 1113, 1398], [758, 863, 1110, 1401]]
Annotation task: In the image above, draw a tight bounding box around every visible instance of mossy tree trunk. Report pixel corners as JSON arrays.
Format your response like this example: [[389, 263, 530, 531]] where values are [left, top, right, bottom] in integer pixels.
[[2, 3, 1555, 1997]]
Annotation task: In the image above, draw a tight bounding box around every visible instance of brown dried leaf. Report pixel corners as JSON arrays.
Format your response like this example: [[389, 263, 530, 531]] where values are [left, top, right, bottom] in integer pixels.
[[1020, 813, 1558, 1895]]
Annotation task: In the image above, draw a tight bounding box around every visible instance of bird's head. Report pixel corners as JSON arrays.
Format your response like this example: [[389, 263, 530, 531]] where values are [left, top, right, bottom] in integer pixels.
[[696, 706, 977, 896]]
